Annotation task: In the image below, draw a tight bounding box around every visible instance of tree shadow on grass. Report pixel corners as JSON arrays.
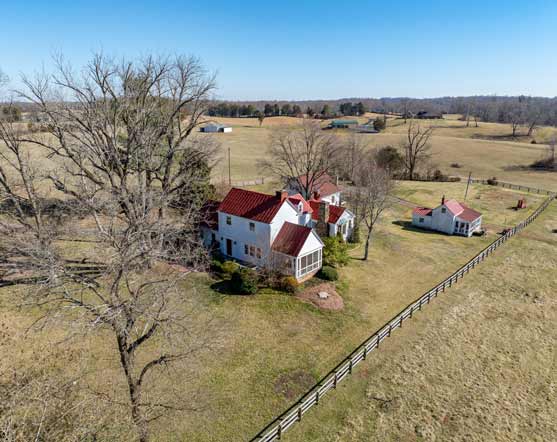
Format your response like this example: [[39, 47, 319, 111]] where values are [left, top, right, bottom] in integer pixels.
[[392, 220, 446, 235], [210, 279, 254, 296]]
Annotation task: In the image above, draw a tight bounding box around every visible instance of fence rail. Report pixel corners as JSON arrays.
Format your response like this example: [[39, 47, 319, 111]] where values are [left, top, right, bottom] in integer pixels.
[[467, 178, 554, 196], [230, 177, 266, 187], [251, 192, 555, 442]]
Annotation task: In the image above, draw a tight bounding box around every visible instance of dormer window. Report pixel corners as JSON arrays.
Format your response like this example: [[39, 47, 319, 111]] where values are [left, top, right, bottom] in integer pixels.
[[249, 222, 255, 232]]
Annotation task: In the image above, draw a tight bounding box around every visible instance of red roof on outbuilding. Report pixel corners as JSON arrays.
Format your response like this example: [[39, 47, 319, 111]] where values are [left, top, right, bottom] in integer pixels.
[[444, 199, 464, 216], [443, 199, 482, 221], [218, 188, 288, 223], [457, 204, 482, 222], [272, 222, 313, 257], [413, 207, 433, 216]]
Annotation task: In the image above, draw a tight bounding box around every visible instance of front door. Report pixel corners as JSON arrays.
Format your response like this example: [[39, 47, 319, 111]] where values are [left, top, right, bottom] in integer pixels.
[[226, 238, 232, 256]]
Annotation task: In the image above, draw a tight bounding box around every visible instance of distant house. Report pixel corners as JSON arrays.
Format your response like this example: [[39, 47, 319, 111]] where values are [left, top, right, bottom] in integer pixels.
[[286, 173, 342, 206], [412, 196, 482, 237], [200, 123, 232, 133], [329, 119, 358, 129]]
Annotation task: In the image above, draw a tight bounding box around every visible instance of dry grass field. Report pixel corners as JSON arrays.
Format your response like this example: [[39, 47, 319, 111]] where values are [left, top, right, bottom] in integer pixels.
[[204, 115, 557, 191], [2, 183, 549, 441], [283, 201, 557, 442], [2, 114, 556, 441]]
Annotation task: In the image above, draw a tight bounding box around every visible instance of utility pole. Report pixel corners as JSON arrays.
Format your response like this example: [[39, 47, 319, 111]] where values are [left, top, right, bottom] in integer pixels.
[[228, 146, 231, 186], [464, 171, 472, 201]]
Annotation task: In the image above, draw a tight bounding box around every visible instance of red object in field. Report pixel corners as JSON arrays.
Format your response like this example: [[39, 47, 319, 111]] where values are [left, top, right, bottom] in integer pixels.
[[517, 198, 527, 209]]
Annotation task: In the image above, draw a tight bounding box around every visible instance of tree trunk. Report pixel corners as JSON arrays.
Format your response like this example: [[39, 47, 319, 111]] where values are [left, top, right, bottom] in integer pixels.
[[408, 163, 415, 181], [117, 334, 149, 442], [363, 229, 372, 260], [527, 122, 536, 137]]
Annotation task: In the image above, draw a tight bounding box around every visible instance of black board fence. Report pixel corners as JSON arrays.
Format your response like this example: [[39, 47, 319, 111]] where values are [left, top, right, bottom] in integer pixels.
[[250, 193, 555, 442], [467, 178, 554, 195]]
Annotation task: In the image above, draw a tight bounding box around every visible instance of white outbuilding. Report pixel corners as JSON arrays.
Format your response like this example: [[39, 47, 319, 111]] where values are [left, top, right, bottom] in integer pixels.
[[412, 196, 482, 237], [200, 123, 232, 133]]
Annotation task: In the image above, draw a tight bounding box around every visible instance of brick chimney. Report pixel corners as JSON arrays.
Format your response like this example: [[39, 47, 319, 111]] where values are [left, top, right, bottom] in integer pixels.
[[441, 195, 445, 205], [313, 190, 321, 201], [276, 190, 288, 202], [316, 200, 330, 237]]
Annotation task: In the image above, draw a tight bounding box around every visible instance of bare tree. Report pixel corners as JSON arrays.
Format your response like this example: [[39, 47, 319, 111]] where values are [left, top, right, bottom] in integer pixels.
[[400, 121, 434, 180], [258, 120, 341, 199], [0, 68, 7, 87], [338, 134, 366, 182], [257, 113, 265, 127], [0, 54, 219, 442], [348, 155, 393, 260], [526, 105, 540, 137], [547, 137, 556, 167]]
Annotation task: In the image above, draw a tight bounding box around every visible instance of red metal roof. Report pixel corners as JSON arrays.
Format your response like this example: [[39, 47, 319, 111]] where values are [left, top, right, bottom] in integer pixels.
[[272, 222, 313, 256], [308, 200, 346, 224], [413, 207, 433, 216], [296, 173, 340, 197], [444, 199, 465, 216], [288, 193, 313, 214], [457, 204, 482, 222], [443, 199, 482, 221], [218, 188, 288, 223]]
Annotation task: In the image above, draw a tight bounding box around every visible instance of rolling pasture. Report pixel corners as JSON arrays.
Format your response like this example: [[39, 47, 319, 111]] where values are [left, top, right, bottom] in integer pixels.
[[1, 114, 556, 441]]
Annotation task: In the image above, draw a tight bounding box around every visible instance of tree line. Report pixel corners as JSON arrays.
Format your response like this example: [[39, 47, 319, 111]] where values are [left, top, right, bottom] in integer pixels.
[[207, 101, 367, 118], [208, 95, 557, 132]]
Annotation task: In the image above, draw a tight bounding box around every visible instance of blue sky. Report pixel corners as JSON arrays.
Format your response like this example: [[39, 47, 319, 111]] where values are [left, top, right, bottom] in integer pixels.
[[1, 0, 556, 100]]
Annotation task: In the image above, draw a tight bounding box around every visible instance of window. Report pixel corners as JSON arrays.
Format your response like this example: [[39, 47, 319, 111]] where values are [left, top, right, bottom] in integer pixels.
[[342, 224, 347, 234], [211, 233, 216, 242], [226, 216, 232, 225], [455, 221, 459, 228], [419, 217, 424, 223], [256, 248, 262, 259], [441, 208, 446, 214], [297, 249, 322, 277], [331, 195, 336, 204], [249, 222, 255, 232], [244, 244, 249, 255], [249, 245, 255, 257]]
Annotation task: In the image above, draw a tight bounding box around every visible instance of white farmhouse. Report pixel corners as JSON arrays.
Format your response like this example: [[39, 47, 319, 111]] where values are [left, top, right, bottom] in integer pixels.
[[412, 196, 482, 237], [200, 189, 324, 282], [286, 173, 342, 206], [200, 123, 232, 133]]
